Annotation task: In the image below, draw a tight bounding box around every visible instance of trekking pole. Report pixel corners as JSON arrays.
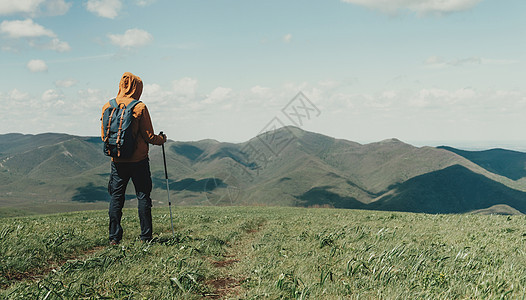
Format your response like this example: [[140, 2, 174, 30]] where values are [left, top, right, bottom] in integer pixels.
[[160, 131, 175, 237]]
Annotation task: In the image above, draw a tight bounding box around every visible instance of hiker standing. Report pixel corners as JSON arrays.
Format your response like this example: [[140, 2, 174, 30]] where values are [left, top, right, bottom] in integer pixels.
[[101, 72, 166, 245]]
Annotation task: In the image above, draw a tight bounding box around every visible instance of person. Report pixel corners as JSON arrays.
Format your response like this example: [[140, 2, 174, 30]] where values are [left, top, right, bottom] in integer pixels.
[[101, 72, 167, 245]]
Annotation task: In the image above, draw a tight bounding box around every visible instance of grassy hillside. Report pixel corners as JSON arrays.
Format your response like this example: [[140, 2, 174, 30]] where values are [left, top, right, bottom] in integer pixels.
[[370, 164, 526, 214], [2, 129, 526, 216], [0, 134, 111, 215], [470, 204, 522, 215], [294, 164, 526, 214], [2, 206, 526, 299], [0, 133, 71, 156], [439, 146, 526, 180]]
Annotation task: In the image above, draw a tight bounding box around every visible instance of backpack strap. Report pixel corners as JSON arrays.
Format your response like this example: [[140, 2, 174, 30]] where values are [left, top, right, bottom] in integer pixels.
[[109, 98, 118, 108], [103, 100, 118, 144], [126, 100, 141, 113]]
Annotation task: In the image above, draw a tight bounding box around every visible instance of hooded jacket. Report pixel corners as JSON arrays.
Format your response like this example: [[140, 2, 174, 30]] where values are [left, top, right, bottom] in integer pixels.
[[101, 72, 165, 162]]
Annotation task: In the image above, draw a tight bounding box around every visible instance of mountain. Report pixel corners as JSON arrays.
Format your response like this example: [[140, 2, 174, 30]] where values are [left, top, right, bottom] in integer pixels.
[[0, 133, 72, 156], [438, 146, 526, 180], [1, 127, 526, 216], [369, 164, 526, 214], [470, 204, 522, 215]]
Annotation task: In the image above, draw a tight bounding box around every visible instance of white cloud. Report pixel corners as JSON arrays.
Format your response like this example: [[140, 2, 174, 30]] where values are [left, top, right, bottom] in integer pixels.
[[381, 90, 398, 100], [135, 0, 156, 6], [481, 58, 520, 65], [424, 55, 444, 66], [8, 89, 30, 101], [86, 0, 122, 19], [283, 33, 292, 43], [411, 0, 482, 15], [78, 88, 102, 101], [449, 57, 481, 66], [45, 38, 71, 52], [318, 80, 341, 89], [452, 88, 476, 99], [55, 79, 77, 88], [3, 89, 30, 113], [41, 89, 63, 102], [108, 28, 153, 48], [172, 77, 198, 98], [77, 88, 113, 111], [41, 89, 66, 110], [3, 87, 110, 135], [4, 77, 525, 145], [341, 0, 483, 15], [27, 59, 48, 72], [1, 45, 18, 52], [142, 83, 175, 106], [0, 19, 55, 38], [29, 37, 71, 52], [250, 85, 271, 97], [0, 0, 43, 15], [43, 0, 71, 16], [139, 79, 200, 109], [399, 88, 476, 108], [424, 56, 518, 68], [0, 0, 71, 16], [204, 87, 232, 104], [143, 83, 162, 96], [0, 19, 70, 52]]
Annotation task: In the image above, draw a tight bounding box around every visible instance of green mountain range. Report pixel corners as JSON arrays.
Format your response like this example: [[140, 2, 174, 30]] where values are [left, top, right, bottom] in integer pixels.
[[1, 127, 526, 216], [438, 146, 526, 180]]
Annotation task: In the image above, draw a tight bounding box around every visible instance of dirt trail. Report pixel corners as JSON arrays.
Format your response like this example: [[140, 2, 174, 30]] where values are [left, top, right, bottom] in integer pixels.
[[1, 245, 106, 290], [204, 220, 266, 299]]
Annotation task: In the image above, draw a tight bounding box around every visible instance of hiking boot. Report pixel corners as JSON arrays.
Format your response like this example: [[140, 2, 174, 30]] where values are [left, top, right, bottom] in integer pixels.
[[109, 240, 119, 246]]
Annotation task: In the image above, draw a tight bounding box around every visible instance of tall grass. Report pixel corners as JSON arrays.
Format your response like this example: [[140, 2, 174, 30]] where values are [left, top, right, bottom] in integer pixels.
[[2, 206, 526, 299]]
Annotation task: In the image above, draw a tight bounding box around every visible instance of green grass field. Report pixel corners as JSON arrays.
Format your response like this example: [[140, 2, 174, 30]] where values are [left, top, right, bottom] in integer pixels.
[[2, 206, 526, 299]]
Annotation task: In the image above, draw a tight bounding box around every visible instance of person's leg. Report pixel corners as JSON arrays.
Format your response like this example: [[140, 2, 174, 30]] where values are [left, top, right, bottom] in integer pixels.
[[131, 158, 153, 241], [108, 161, 131, 243]]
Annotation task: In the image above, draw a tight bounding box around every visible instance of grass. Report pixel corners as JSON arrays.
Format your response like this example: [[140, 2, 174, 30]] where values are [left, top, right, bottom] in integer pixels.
[[0, 207, 35, 218], [2, 206, 526, 299]]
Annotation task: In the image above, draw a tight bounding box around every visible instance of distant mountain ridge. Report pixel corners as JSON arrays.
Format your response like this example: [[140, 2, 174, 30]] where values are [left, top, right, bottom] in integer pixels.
[[370, 164, 526, 214], [438, 146, 526, 180], [1, 127, 526, 216]]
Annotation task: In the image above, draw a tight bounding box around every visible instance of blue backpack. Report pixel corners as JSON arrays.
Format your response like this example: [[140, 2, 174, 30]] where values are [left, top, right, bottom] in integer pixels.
[[102, 98, 141, 158]]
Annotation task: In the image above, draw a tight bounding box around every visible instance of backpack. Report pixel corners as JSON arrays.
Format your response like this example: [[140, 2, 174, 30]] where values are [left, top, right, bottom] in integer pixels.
[[102, 98, 141, 158]]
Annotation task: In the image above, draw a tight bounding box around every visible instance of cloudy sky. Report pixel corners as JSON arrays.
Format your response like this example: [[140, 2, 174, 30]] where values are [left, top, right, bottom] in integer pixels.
[[1, 0, 525, 149]]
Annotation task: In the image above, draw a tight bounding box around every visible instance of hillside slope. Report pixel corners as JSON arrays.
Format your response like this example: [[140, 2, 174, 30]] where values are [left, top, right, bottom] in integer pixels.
[[1, 128, 526, 215], [370, 164, 526, 214], [2, 207, 526, 298], [439, 146, 526, 180]]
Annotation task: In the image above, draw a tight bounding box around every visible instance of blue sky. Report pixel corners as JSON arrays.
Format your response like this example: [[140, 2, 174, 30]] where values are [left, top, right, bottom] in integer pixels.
[[1, 0, 525, 148]]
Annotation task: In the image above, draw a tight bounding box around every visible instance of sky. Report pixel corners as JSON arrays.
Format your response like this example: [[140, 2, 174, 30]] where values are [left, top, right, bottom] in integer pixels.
[[1, 0, 526, 149]]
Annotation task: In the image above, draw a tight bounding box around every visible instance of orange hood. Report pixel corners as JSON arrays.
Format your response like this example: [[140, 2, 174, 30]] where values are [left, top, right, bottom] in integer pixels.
[[116, 72, 143, 101]]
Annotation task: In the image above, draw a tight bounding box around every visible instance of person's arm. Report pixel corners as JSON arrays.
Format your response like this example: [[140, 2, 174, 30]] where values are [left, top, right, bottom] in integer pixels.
[[139, 105, 166, 145]]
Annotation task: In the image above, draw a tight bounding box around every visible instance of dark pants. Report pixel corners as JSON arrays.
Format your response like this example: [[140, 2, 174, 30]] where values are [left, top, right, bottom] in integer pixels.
[[108, 158, 153, 242]]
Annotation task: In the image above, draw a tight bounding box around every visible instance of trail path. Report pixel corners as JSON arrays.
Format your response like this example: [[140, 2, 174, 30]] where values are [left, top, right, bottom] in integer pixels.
[[204, 220, 266, 299], [1, 245, 106, 290]]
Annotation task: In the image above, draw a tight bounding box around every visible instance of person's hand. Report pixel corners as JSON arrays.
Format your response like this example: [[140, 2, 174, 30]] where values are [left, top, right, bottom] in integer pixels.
[[159, 131, 167, 143]]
